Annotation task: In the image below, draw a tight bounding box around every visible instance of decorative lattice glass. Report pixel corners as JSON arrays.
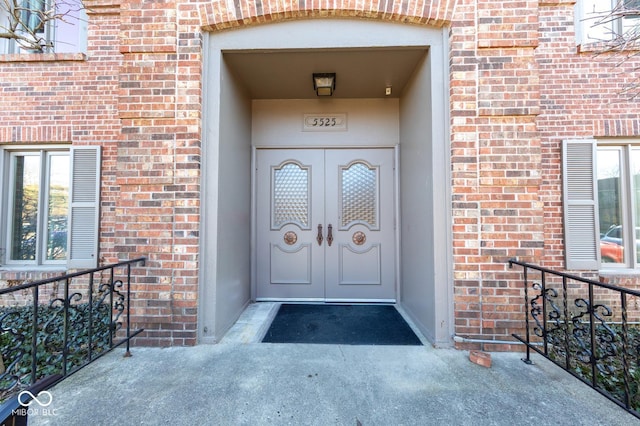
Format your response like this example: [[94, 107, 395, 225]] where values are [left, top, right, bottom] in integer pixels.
[[273, 162, 309, 228], [341, 162, 377, 228]]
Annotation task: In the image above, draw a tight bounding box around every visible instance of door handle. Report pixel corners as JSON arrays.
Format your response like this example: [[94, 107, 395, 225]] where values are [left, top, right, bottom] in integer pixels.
[[327, 224, 333, 246], [317, 224, 323, 246]]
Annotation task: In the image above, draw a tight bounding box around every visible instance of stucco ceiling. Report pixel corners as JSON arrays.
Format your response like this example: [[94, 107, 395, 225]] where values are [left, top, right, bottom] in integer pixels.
[[223, 48, 429, 99]]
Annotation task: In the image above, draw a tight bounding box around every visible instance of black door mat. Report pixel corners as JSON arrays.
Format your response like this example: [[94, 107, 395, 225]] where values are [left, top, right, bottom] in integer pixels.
[[261, 304, 422, 345]]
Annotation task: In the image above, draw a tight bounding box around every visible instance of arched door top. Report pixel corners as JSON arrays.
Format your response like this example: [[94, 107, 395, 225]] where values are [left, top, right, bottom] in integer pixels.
[[199, 1, 454, 32]]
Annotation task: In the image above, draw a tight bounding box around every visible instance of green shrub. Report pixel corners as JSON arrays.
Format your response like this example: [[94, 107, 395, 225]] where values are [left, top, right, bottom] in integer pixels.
[[547, 323, 640, 412], [0, 302, 114, 399]]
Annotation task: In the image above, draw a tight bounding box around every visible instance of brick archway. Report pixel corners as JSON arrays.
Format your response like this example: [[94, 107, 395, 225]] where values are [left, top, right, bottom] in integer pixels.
[[199, 0, 454, 31]]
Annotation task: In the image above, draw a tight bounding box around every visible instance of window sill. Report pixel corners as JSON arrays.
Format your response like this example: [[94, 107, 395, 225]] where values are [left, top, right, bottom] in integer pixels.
[[0, 53, 87, 63], [0, 265, 67, 273], [578, 40, 640, 53], [599, 268, 640, 277]]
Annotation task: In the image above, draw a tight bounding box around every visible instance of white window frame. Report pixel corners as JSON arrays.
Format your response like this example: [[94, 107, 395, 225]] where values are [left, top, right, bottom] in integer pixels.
[[0, 0, 88, 54], [563, 139, 640, 270], [576, 0, 640, 46], [5, 149, 67, 266], [597, 143, 637, 269], [617, 0, 640, 36], [0, 145, 100, 269]]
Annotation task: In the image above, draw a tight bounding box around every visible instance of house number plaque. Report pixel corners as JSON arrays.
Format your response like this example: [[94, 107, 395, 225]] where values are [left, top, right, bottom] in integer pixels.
[[303, 113, 347, 132]]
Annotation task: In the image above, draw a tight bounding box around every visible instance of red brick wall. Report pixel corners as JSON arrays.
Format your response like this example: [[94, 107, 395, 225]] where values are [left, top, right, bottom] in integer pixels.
[[114, 0, 459, 347], [452, 0, 640, 350], [0, 2, 122, 265], [537, 0, 640, 277], [538, 1, 640, 270], [529, 2, 640, 349], [2, 0, 639, 348], [450, 0, 543, 351]]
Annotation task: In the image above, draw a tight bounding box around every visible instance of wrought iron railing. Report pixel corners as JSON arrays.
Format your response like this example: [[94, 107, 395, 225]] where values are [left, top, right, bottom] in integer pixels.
[[509, 259, 640, 419], [0, 257, 145, 402]]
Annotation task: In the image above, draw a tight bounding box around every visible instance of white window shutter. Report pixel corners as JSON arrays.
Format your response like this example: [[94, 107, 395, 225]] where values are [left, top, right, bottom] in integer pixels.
[[67, 146, 100, 269], [563, 139, 600, 270]]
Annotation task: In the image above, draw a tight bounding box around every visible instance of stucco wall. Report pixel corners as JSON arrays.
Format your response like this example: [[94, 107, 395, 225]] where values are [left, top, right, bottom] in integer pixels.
[[252, 99, 400, 147]]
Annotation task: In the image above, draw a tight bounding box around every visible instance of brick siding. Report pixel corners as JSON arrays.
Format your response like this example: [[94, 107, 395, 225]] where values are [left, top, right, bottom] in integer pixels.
[[1, 0, 639, 348]]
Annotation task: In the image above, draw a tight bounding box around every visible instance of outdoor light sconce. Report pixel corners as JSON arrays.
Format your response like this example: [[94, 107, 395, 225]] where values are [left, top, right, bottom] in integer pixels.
[[313, 73, 336, 96]]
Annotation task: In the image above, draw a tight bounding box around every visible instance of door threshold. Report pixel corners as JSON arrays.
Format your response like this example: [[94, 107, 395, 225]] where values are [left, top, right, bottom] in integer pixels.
[[255, 298, 396, 304], [325, 298, 396, 304], [256, 298, 325, 303]]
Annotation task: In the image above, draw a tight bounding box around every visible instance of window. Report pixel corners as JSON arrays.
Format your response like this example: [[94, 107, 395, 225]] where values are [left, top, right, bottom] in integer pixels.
[[576, 0, 640, 45], [0, 146, 100, 269], [0, 0, 87, 54], [563, 139, 640, 269]]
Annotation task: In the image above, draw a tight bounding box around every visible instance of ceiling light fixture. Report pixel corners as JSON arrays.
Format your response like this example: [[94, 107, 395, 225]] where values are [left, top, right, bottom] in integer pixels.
[[312, 73, 336, 96]]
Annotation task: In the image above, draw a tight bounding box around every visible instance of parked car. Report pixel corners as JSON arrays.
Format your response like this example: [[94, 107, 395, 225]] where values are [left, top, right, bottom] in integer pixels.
[[600, 225, 625, 246], [600, 240, 624, 263], [599, 225, 640, 263]]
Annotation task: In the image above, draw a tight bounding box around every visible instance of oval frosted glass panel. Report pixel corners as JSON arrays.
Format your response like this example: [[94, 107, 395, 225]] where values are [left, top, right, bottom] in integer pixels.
[[273, 162, 309, 229], [341, 162, 377, 228]]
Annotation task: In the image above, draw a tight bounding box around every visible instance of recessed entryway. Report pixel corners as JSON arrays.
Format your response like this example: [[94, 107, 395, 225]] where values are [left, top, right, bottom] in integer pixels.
[[200, 19, 452, 346]]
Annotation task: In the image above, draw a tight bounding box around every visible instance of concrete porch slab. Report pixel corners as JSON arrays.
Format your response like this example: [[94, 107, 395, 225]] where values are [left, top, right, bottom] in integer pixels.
[[27, 303, 639, 425]]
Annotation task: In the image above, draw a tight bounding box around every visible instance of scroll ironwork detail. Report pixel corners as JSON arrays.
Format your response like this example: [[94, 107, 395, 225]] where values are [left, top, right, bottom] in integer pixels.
[[0, 257, 145, 403], [509, 258, 640, 420]]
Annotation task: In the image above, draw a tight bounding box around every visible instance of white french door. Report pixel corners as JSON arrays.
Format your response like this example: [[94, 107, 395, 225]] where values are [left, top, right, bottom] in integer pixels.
[[255, 148, 396, 301]]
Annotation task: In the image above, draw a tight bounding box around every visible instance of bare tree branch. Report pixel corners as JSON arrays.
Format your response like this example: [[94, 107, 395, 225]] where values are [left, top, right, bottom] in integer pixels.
[[0, 0, 85, 52], [593, 1, 640, 52], [585, 1, 640, 100]]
